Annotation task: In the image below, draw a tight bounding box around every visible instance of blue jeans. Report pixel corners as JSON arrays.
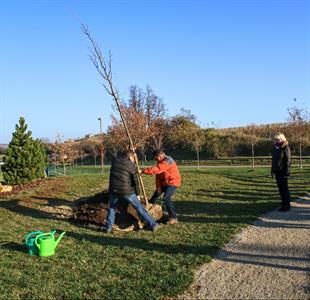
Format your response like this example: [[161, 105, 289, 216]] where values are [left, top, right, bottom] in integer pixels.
[[106, 193, 157, 232], [149, 185, 178, 219]]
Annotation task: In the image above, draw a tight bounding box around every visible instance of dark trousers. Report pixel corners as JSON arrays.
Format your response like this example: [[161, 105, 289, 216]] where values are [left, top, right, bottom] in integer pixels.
[[149, 185, 178, 219], [275, 173, 291, 208]]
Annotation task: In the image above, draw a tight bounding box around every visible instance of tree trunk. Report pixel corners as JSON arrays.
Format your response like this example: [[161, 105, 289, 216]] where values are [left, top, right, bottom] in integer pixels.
[[63, 158, 66, 175], [299, 137, 303, 168], [251, 138, 255, 170], [196, 147, 200, 170], [195, 138, 200, 170]]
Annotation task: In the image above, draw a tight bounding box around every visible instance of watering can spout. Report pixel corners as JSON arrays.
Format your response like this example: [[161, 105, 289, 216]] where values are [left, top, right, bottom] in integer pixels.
[[55, 232, 66, 248]]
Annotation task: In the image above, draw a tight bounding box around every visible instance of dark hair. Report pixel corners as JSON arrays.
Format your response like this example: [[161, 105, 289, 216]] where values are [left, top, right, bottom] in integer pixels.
[[125, 150, 135, 159], [117, 149, 135, 159], [152, 149, 164, 159]]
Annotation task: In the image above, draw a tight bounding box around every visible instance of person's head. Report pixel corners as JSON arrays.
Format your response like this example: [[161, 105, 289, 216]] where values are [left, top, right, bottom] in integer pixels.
[[125, 150, 135, 162], [274, 133, 287, 143], [117, 149, 135, 162], [152, 149, 165, 162]]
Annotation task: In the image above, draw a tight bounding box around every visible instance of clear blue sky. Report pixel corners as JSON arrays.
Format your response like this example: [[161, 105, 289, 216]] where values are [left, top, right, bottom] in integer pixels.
[[1, 0, 309, 143]]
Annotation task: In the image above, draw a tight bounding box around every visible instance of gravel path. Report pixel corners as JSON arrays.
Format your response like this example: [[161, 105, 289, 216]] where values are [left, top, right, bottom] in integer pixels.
[[180, 195, 310, 299]]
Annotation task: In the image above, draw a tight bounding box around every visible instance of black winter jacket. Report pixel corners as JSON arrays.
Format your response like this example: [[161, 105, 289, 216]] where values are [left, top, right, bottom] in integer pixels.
[[271, 143, 291, 176], [109, 156, 140, 196]]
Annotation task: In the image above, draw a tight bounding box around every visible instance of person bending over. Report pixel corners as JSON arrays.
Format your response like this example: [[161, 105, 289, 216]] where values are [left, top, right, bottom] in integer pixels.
[[142, 149, 181, 225], [105, 150, 160, 232]]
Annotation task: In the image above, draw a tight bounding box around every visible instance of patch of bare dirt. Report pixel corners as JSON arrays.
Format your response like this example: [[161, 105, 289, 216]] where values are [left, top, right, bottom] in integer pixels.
[[71, 191, 163, 231], [0, 178, 50, 198], [0, 177, 75, 219], [1, 177, 163, 231]]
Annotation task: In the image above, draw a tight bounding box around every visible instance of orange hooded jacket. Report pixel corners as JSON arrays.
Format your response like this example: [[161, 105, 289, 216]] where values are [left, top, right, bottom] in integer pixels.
[[143, 155, 181, 189]]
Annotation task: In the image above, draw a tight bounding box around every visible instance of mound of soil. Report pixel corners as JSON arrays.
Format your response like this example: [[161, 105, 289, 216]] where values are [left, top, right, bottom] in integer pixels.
[[71, 191, 163, 231]]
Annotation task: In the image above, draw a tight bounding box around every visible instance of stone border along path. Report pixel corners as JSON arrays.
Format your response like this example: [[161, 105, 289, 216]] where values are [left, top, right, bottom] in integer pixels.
[[180, 195, 310, 299]]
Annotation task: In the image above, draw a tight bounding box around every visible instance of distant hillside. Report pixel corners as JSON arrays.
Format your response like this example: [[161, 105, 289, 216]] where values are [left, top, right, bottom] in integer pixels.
[[0, 144, 8, 149]]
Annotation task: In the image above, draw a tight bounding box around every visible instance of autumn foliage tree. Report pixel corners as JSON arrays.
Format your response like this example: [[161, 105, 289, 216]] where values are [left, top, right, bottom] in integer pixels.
[[107, 85, 167, 161], [108, 105, 149, 151]]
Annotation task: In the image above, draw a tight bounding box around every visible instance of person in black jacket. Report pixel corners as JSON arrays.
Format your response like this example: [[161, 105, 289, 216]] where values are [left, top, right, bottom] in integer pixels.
[[271, 133, 291, 211], [105, 150, 160, 232]]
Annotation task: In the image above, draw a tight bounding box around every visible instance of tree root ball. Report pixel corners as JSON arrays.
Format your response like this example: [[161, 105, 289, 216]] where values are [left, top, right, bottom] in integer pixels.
[[71, 191, 163, 231]]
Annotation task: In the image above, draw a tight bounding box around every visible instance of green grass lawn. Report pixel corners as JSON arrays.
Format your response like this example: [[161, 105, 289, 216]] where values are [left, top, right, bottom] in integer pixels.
[[0, 167, 309, 299]]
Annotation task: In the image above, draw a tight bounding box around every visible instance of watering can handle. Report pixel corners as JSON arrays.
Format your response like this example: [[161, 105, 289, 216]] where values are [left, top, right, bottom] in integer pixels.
[[25, 231, 42, 244], [35, 233, 54, 249]]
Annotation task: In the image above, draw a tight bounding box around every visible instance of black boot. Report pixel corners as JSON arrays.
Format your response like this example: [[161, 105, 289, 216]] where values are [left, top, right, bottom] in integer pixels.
[[278, 206, 291, 212]]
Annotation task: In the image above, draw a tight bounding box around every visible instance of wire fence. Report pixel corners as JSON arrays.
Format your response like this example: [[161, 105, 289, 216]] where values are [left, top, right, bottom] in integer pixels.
[[1, 156, 309, 179]]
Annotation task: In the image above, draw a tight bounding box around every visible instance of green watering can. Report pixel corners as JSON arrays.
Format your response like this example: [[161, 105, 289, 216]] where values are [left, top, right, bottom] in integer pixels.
[[35, 231, 66, 257], [25, 230, 57, 256], [25, 231, 43, 256]]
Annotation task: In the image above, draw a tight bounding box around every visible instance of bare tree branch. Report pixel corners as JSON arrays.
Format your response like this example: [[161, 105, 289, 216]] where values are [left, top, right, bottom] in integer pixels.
[[81, 22, 148, 202]]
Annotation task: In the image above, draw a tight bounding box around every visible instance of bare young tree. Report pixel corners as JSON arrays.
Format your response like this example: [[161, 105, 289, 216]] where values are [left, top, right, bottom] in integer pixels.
[[287, 98, 309, 168], [88, 137, 102, 167], [81, 24, 149, 202], [192, 127, 206, 170], [243, 123, 258, 170], [48, 134, 73, 175]]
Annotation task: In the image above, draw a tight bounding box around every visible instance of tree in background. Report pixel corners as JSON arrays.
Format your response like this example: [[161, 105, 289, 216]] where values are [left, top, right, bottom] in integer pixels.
[[106, 117, 128, 155], [149, 118, 169, 151], [167, 109, 205, 167], [203, 129, 220, 159], [1, 117, 48, 185], [144, 85, 167, 152], [88, 137, 102, 167], [32, 139, 48, 178], [48, 134, 74, 175], [287, 98, 309, 168], [107, 86, 167, 162], [126, 85, 167, 160], [109, 105, 150, 153], [243, 123, 258, 170], [128, 85, 145, 113]]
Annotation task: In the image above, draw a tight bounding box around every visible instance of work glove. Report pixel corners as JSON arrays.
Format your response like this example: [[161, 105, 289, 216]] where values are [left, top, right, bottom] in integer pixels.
[[137, 195, 141, 201]]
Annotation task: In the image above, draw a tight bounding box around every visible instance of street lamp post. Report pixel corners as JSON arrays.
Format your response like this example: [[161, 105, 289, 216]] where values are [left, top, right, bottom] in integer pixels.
[[98, 117, 104, 174]]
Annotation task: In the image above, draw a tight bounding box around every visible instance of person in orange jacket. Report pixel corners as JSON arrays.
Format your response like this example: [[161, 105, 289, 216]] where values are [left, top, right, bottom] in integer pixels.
[[142, 149, 181, 224]]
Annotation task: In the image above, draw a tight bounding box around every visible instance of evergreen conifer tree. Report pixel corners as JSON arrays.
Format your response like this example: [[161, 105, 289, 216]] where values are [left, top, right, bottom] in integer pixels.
[[1, 117, 48, 185], [33, 139, 48, 179]]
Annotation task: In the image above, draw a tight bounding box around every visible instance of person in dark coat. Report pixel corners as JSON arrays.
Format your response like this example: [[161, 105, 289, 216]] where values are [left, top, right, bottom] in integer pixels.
[[105, 150, 160, 232], [271, 133, 291, 211]]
